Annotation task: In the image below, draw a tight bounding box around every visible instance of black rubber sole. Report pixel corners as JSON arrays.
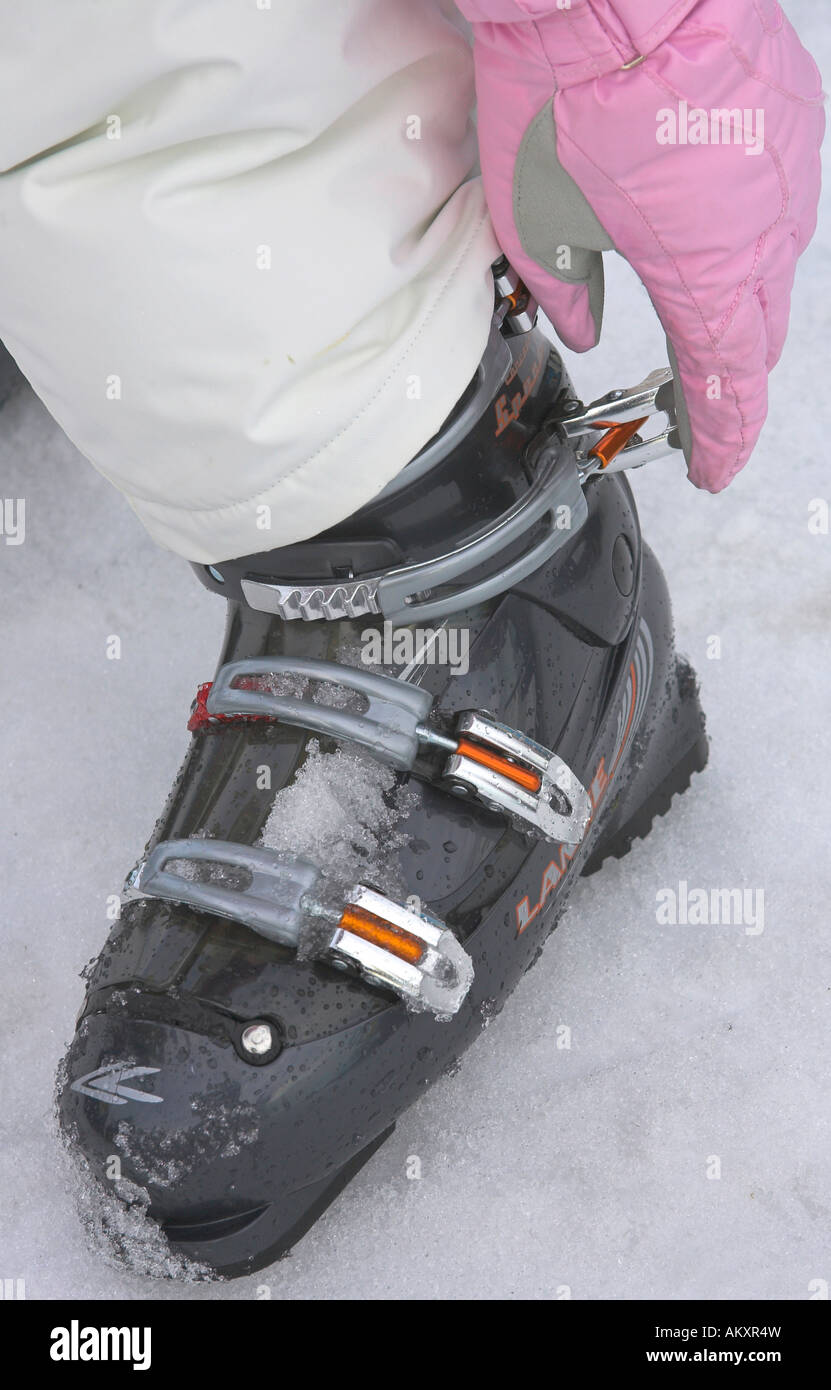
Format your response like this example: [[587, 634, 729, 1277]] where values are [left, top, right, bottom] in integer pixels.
[[0, 341, 21, 410], [581, 731, 709, 878]]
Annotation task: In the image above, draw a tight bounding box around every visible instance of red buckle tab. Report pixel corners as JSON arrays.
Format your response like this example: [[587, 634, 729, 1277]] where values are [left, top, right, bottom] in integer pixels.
[[187, 682, 216, 732], [187, 681, 278, 733]]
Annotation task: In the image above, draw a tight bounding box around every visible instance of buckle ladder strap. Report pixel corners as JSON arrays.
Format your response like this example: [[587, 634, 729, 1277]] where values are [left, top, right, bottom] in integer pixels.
[[241, 440, 587, 626], [207, 657, 433, 771], [123, 838, 473, 1016], [124, 839, 320, 947]]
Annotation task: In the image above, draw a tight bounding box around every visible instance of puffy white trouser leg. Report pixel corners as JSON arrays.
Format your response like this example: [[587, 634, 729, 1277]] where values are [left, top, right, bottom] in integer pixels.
[[0, 0, 498, 561]]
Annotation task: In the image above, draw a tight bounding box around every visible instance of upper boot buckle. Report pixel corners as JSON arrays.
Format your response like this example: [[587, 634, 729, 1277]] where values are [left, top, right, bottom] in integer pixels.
[[561, 367, 679, 476]]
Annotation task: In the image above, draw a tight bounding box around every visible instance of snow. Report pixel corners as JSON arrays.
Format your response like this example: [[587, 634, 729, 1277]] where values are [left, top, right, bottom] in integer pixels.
[[0, 0, 829, 1300], [260, 738, 418, 954]]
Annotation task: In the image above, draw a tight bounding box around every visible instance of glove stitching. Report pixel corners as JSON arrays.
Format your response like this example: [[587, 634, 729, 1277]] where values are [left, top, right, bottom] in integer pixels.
[[635, 0, 707, 54], [583, 3, 633, 65], [680, 20, 825, 104], [751, 0, 784, 36], [556, 7, 607, 79], [642, 61, 789, 346], [555, 109, 747, 477], [530, 19, 557, 84], [714, 142, 790, 344]]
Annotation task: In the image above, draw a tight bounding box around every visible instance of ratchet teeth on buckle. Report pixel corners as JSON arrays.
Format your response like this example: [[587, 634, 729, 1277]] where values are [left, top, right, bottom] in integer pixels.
[[123, 838, 473, 1017], [421, 712, 591, 845]]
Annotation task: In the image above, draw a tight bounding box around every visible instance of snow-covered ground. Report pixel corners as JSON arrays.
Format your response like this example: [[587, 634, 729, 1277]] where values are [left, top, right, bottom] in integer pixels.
[[1, 1, 828, 1301]]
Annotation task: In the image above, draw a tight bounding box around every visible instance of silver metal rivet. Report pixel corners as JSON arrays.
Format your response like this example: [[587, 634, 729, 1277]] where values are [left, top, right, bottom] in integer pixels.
[[241, 1022, 274, 1056]]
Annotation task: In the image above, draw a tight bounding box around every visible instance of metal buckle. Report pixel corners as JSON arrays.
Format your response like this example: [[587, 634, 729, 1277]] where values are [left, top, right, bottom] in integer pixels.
[[123, 838, 472, 1017], [440, 712, 591, 845], [377, 439, 585, 624], [561, 367, 678, 477], [326, 885, 473, 1016], [492, 258, 539, 336], [123, 840, 320, 946], [241, 439, 586, 627], [188, 658, 589, 843], [238, 579, 382, 623]]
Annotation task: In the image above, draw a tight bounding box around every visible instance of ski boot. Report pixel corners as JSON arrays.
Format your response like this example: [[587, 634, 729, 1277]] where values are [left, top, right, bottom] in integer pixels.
[[58, 262, 708, 1277], [0, 341, 21, 411]]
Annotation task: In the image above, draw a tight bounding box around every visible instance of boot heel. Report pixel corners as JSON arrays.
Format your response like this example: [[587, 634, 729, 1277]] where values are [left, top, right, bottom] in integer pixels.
[[582, 656, 708, 877]]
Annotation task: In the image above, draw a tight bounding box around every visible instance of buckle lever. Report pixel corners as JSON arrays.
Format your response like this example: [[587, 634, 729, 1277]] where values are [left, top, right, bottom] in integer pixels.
[[440, 712, 591, 845], [561, 367, 678, 476], [492, 257, 539, 336], [323, 885, 473, 1016]]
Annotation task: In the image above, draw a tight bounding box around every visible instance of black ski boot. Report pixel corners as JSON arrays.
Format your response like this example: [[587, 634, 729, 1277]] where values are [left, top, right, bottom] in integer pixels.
[[58, 267, 707, 1278], [0, 341, 21, 410]]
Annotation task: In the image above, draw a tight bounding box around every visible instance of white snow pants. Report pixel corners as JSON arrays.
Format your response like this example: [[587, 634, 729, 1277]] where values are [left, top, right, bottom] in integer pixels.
[[0, 1, 498, 561]]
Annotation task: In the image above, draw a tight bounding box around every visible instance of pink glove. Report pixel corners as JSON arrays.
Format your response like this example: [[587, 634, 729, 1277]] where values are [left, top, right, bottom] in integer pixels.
[[458, 0, 824, 491]]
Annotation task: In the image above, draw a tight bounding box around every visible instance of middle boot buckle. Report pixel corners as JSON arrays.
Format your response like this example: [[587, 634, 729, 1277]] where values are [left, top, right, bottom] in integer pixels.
[[439, 712, 591, 845], [190, 659, 590, 844]]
